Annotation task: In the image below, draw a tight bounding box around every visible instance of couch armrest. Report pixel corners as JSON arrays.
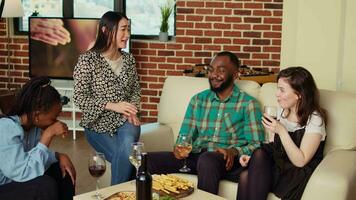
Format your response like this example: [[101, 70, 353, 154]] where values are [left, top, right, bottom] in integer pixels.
[[140, 122, 175, 152], [302, 150, 356, 200]]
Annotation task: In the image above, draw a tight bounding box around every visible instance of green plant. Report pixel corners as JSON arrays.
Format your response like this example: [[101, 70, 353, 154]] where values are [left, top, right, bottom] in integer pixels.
[[160, 0, 174, 33]]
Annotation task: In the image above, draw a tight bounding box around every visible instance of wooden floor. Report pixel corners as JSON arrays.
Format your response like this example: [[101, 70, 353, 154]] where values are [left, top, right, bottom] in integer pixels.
[[51, 132, 97, 195]]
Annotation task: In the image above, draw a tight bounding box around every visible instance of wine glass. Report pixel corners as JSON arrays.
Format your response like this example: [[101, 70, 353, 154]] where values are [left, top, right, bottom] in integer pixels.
[[264, 106, 277, 118], [263, 106, 277, 142], [88, 152, 106, 199], [129, 142, 145, 179], [176, 135, 192, 173]]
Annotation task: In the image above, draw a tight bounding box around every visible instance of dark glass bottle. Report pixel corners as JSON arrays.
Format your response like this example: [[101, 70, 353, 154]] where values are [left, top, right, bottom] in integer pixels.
[[136, 152, 152, 200]]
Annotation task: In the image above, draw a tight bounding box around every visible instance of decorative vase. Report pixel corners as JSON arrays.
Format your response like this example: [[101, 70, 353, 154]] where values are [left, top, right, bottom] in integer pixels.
[[159, 32, 168, 42]]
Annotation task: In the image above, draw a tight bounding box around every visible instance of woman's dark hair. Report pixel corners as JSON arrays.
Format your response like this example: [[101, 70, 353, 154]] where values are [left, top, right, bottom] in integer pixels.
[[91, 11, 128, 53], [7, 76, 61, 124], [278, 66, 327, 126]]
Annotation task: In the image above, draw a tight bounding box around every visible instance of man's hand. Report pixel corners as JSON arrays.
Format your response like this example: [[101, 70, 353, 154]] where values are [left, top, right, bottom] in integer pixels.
[[216, 148, 237, 171], [239, 155, 250, 167], [57, 153, 76, 185]]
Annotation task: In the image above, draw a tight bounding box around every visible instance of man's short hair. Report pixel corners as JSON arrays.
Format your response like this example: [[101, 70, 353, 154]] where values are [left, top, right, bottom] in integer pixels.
[[215, 51, 240, 69]]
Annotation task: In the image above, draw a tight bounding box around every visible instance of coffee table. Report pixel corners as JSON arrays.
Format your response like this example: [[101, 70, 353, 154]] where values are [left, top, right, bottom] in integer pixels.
[[74, 180, 226, 200]]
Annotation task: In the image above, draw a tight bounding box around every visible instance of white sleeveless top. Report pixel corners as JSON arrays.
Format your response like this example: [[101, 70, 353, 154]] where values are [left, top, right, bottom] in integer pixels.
[[277, 107, 326, 141]]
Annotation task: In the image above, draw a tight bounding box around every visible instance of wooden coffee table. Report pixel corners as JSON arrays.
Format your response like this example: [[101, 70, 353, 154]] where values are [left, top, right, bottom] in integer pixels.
[[74, 180, 226, 200]]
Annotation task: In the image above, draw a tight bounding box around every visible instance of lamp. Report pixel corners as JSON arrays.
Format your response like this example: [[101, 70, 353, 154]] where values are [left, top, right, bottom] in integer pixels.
[[0, 0, 24, 90]]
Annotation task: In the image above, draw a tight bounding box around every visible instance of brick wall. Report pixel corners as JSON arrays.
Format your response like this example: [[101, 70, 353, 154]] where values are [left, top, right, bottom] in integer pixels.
[[0, 0, 283, 123]]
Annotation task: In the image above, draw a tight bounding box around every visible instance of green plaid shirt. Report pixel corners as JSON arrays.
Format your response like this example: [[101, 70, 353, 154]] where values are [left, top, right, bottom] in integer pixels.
[[177, 84, 265, 157]]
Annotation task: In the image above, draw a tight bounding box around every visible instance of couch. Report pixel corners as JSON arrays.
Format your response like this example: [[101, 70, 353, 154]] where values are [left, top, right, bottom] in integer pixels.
[[102, 76, 356, 200]]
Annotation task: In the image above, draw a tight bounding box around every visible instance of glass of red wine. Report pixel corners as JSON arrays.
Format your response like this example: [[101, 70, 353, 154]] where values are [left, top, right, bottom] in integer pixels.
[[88, 152, 106, 199], [176, 135, 193, 173], [264, 106, 277, 143]]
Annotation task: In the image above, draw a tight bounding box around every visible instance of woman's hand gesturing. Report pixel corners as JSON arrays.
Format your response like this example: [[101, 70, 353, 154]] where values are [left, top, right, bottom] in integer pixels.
[[106, 101, 138, 116]]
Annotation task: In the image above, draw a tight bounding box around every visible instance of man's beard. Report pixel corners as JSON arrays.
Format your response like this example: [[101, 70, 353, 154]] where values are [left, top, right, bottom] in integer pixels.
[[209, 74, 234, 93]]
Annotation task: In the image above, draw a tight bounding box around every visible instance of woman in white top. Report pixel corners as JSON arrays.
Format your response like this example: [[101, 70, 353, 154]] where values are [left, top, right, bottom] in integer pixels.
[[237, 66, 327, 200]]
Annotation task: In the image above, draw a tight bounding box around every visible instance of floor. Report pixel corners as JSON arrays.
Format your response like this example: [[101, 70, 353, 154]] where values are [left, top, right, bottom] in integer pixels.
[[51, 131, 97, 195]]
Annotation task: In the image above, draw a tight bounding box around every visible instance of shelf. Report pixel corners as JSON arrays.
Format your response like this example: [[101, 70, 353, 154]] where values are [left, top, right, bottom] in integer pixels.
[[62, 106, 81, 112], [52, 80, 82, 140], [58, 117, 84, 131], [239, 74, 277, 84], [184, 73, 277, 84]]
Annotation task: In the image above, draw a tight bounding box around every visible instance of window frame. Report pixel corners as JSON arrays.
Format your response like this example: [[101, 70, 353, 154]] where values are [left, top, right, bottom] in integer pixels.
[[14, 0, 123, 35], [13, 0, 175, 39]]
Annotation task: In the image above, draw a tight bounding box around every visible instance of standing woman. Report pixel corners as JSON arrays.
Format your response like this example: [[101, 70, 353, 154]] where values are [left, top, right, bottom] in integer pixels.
[[237, 67, 327, 200], [0, 76, 76, 200], [73, 11, 141, 185]]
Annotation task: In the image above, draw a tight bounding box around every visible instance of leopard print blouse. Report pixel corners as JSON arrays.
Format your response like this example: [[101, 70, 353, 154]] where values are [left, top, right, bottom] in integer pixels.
[[73, 51, 140, 134]]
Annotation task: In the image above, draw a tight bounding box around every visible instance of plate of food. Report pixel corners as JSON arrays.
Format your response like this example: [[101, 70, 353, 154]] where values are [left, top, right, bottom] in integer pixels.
[[152, 174, 194, 198], [104, 191, 135, 200]]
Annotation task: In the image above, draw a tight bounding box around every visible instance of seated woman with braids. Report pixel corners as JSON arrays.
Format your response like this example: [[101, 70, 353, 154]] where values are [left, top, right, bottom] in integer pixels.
[[0, 76, 76, 200]]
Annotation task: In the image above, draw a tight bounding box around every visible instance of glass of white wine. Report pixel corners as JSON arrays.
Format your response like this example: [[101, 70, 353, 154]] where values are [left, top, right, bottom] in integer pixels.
[[176, 135, 193, 173], [129, 142, 145, 179], [263, 106, 277, 142]]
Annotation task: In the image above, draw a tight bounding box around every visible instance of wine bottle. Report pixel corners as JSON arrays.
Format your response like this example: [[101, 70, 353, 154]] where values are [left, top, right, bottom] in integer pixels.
[[136, 152, 152, 200]]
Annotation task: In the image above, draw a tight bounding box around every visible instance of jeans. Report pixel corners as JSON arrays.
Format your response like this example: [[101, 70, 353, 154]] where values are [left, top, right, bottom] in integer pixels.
[[84, 121, 141, 185]]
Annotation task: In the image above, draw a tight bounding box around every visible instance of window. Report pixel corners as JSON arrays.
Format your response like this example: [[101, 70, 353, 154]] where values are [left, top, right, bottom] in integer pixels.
[[126, 0, 175, 37], [15, 0, 175, 38], [15, 0, 118, 34], [19, 0, 63, 32], [74, 0, 113, 18]]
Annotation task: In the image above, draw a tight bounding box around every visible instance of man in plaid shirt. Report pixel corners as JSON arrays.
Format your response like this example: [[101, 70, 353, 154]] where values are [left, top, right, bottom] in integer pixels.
[[147, 51, 265, 195]]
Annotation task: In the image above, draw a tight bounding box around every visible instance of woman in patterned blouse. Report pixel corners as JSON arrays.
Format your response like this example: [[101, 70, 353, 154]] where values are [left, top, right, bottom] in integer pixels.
[[73, 11, 141, 185]]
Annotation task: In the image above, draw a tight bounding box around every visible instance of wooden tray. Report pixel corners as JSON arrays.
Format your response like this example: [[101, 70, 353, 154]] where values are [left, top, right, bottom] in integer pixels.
[[153, 186, 194, 199]]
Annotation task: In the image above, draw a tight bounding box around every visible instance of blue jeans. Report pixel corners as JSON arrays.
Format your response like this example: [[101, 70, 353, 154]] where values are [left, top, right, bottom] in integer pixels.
[[84, 122, 140, 185]]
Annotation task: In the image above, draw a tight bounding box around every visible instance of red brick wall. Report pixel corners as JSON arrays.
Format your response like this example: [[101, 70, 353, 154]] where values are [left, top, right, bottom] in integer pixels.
[[0, 0, 283, 123], [0, 20, 29, 90]]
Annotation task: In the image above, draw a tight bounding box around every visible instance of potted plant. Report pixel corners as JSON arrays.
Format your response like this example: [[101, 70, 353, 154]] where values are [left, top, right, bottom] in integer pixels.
[[159, 0, 174, 42]]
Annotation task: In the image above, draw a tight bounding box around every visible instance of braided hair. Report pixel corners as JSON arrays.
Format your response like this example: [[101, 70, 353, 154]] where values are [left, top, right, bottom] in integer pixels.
[[7, 76, 61, 124]]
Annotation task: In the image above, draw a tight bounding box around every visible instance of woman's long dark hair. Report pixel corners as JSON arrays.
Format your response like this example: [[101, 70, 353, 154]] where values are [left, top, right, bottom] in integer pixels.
[[278, 66, 327, 127], [7, 76, 61, 125], [90, 11, 128, 53]]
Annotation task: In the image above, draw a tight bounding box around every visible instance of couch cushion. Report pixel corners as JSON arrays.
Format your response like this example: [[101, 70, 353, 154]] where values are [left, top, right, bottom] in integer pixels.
[[258, 82, 278, 109], [140, 123, 175, 152], [236, 79, 261, 100], [157, 76, 209, 140], [319, 90, 356, 154]]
